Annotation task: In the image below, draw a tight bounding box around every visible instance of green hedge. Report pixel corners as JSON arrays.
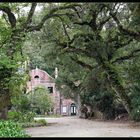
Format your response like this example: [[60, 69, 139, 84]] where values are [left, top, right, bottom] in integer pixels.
[[0, 120, 30, 137], [21, 119, 47, 128], [8, 110, 36, 123]]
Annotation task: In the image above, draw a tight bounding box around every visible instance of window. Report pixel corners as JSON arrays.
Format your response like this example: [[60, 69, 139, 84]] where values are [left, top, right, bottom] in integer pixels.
[[48, 87, 53, 93], [62, 106, 67, 113], [34, 75, 39, 79]]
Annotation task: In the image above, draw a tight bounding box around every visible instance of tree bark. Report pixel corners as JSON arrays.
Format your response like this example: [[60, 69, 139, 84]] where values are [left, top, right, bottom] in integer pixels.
[[0, 92, 11, 120], [0, 107, 8, 120], [77, 93, 82, 117], [104, 64, 132, 114], [111, 85, 131, 114]]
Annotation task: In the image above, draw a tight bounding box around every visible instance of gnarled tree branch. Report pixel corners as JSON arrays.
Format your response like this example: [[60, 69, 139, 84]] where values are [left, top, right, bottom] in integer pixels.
[[112, 48, 140, 63], [70, 56, 95, 70], [26, 4, 80, 32], [0, 5, 16, 28], [103, 4, 140, 41], [24, 3, 37, 28]]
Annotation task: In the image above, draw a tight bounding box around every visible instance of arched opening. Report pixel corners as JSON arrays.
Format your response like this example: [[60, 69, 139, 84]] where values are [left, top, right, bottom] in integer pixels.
[[34, 75, 40, 82], [34, 75, 39, 79], [70, 103, 76, 116]]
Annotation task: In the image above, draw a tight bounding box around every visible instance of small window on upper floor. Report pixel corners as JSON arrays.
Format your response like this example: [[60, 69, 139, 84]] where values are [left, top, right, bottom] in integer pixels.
[[34, 75, 39, 79], [34, 75, 39, 80], [48, 87, 53, 94]]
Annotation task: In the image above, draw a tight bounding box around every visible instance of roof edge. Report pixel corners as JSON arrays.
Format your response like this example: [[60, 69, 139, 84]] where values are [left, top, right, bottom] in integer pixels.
[[31, 68, 55, 81]]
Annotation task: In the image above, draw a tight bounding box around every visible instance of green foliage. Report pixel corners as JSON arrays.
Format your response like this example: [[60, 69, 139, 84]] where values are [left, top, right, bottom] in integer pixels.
[[95, 92, 115, 120], [130, 96, 140, 121], [8, 111, 19, 121], [21, 121, 47, 128], [11, 93, 30, 112], [35, 119, 47, 125], [127, 57, 140, 121], [0, 120, 29, 137], [20, 118, 48, 128], [130, 90, 140, 121], [8, 111, 36, 123], [28, 86, 54, 115], [22, 3, 138, 120], [0, 2, 140, 121], [83, 91, 116, 120]]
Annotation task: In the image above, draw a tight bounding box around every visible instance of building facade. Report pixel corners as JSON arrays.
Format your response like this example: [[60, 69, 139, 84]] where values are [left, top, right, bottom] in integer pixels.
[[27, 67, 77, 116]]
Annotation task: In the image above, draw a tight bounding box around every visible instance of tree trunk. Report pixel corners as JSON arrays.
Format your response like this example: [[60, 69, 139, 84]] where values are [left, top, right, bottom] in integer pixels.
[[77, 94, 82, 117], [0, 31, 22, 120], [0, 107, 8, 120], [104, 64, 132, 115], [0, 86, 11, 120], [0, 94, 11, 120], [111, 85, 131, 114]]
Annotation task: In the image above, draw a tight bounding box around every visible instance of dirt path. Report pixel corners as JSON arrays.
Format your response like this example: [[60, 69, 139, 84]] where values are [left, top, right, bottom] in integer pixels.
[[25, 116, 140, 137]]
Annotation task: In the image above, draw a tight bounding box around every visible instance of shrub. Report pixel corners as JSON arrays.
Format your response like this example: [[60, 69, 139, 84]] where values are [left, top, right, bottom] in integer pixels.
[[8, 111, 19, 122], [84, 91, 116, 120], [11, 93, 30, 112], [96, 92, 115, 120], [131, 108, 140, 121], [130, 94, 140, 121], [21, 119, 47, 128], [8, 111, 36, 123], [0, 120, 29, 137], [28, 86, 54, 115], [35, 119, 47, 125]]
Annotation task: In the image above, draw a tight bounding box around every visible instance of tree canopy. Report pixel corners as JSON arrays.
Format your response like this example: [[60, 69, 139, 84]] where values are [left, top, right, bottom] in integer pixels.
[[0, 3, 140, 120]]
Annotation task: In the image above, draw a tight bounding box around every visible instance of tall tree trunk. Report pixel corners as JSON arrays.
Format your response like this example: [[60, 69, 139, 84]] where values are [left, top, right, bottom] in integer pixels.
[[0, 107, 8, 120], [0, 31, 23, 120], [77, 93, 82, 117], [95, 53, 132, 115], [0, 93, 11, 120], [111, 85, 131, 114], [104, 64, 132, 115]]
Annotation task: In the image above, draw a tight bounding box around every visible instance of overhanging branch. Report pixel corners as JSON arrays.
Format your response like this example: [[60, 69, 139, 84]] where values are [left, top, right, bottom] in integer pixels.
[[26, 4, 80, 32], [103, 4, 140, 41], [110, 12, 140, 39], [24, 3, 37, 27], [70, 56, 94, 70], [112, 48, 140, 63], [0, 5, 16, 28]]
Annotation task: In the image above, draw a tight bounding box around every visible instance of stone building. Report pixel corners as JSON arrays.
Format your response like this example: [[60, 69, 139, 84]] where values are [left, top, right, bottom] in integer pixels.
[[27, 67, 77, 116]]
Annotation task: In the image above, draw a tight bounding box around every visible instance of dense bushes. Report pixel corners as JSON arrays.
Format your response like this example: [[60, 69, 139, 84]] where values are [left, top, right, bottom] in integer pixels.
[[28, 86, 54, 115], [21, 119, 47, 128], [128, 58, 140, 121], [131, 108, 140, 121], [8, 110, 36, 123], [82, 90, 128, 120], [0, 120, 29, 137], [7, 110, 49, 128], [82, 88, 116, 119], [130, 93, 140, 121], [11, 93, 30, 113], [95, 92, 116, 120], [35, 119, 47, 125]]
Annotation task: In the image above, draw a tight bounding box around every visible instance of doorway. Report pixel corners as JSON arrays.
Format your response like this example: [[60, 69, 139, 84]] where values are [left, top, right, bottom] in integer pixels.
[[70, 103, 76, 116]]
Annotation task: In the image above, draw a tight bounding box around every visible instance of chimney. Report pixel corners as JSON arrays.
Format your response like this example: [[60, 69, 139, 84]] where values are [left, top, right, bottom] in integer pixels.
[[55, 67, 58, 79]]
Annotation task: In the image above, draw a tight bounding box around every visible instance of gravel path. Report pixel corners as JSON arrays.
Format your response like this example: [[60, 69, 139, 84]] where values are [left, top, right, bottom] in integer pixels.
[[25, 116, 140, 137]]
